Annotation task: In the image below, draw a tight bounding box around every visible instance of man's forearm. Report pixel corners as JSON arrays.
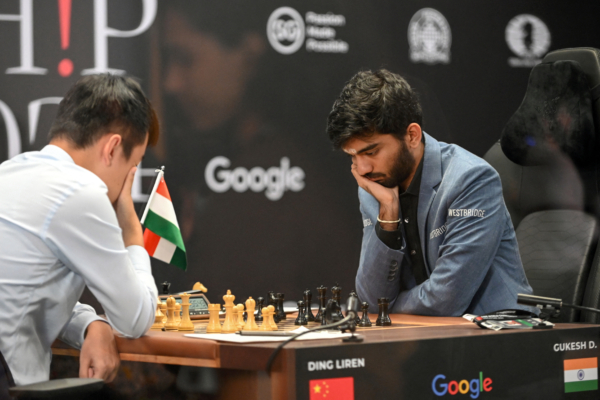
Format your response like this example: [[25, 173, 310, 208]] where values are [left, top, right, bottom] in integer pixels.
[[378, 197, 400, 231], [120, 212, 144, 247], [356, 227, 404, 313]]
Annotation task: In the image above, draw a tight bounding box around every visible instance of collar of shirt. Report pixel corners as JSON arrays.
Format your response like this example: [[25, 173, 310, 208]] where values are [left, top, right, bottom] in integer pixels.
[[39, 145, 106, 189], [40, 144, 75, 163], [400, 135, 426, 197], [401, 156, 424, 197]]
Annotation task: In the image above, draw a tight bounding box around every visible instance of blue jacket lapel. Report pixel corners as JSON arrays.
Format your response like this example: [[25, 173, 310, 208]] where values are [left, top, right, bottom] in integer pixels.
[[418, 133, 442, 272]]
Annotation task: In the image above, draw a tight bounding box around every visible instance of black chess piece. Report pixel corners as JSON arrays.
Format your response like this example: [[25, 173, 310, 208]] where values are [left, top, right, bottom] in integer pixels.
[[162, 281, 171, 295], [255, 297, 264, 322], [315, 286, 327, 321], [276, 293, 286, 320], [324, 298, 343, 325], [267, 291, 276, 306], [267, 291, 281, 323], [376, 297, 392, 326], [303, 289, 315, 321], [331, 285, 344, 320], [358, 302, 372, 327], [295, 300, 308, 325]]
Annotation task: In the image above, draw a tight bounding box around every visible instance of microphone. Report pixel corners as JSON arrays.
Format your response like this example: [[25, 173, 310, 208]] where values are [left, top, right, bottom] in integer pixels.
[[265, 295, 363, 373], [517, 293, 600, 317], [517, 294, 563, 309], [346, 295, 360, 320]]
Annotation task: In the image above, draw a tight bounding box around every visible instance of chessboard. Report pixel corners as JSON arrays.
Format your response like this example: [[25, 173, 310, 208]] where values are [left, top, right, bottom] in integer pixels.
[[187, 314, 408, 335], [151, 287, 420, 334]]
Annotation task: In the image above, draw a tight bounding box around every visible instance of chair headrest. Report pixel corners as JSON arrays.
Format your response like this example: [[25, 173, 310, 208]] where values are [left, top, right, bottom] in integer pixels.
[[501, 60, 595, 167]]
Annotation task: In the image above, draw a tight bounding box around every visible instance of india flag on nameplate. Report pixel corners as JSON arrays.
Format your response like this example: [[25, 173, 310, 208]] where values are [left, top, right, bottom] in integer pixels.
[[564, 357, 598, 393], [141, 168, 187, 271]]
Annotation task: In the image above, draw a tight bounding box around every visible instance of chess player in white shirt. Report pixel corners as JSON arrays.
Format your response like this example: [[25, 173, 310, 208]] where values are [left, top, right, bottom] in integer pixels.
[[0, 74, 159, 385]]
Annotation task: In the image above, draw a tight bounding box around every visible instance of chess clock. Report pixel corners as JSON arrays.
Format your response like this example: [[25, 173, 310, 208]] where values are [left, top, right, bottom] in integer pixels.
[[159, 291, 211, 319]]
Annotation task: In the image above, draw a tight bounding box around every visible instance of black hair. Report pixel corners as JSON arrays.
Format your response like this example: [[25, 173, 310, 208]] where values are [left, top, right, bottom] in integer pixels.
[[326, 69, 423, 149], [49, 74, 159, 158]]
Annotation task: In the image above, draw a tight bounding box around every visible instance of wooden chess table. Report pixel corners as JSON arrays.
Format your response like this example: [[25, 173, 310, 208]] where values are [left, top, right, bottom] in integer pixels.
[[52, 314, 600, 399]]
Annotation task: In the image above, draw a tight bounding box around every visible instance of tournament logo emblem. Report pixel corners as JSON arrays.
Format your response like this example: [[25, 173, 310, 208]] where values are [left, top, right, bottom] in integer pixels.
[[267, 7, 305, 55], [408, 8, 451, 65], [505, 14, 551, 68]]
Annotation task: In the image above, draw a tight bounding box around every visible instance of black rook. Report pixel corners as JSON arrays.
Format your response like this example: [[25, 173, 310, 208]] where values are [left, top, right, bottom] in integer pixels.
[[376, 297, 392, 326]]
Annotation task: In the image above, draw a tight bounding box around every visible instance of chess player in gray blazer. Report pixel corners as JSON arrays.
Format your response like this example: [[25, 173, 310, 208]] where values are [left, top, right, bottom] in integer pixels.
[[326, 69, 536, 316]]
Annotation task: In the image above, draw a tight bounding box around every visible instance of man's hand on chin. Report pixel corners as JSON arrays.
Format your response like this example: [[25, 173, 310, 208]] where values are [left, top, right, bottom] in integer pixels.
[[79, 320, 120, 382], [114, 166, 144, 247], [351, 164, 400, 231]]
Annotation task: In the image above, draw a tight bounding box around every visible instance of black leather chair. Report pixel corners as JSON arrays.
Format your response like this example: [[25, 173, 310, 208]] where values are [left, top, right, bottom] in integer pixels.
[[484, 47, 600, 322], [0, 350, 103, 400], [543, 49, 600, 324]]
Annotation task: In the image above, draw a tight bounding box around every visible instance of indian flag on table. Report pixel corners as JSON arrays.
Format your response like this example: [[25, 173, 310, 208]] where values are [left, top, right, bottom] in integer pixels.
[[564, 357, 598, 393], [141, 169, 187, 271]]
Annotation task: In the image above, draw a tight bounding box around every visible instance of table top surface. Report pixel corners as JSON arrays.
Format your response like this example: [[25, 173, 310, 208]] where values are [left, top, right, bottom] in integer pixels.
[[53, 313, 596, 370]]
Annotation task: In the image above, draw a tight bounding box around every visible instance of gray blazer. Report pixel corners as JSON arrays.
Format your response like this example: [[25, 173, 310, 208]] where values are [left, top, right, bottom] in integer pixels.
[[356, 133, 536, 316]]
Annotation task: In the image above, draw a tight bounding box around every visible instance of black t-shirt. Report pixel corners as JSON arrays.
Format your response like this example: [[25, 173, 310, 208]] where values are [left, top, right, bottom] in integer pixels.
[[375, 155, 428, 285]]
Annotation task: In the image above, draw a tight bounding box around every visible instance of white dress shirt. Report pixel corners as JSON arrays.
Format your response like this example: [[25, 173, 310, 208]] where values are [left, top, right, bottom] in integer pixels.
[[0, 145, 158, 385]]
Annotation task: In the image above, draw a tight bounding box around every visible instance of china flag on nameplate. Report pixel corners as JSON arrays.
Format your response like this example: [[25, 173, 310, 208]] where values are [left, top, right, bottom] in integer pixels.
[[141, 169, 187, 270], [309, 377, 354, 400]]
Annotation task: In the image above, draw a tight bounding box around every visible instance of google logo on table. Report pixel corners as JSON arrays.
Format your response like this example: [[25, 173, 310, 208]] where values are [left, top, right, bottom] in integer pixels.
[[432, 372, 493, 398]]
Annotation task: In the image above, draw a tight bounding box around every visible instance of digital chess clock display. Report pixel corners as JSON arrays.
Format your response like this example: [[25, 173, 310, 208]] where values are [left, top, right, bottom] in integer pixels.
[[160, 293, 210, 318], [175, 296, 208, 316]]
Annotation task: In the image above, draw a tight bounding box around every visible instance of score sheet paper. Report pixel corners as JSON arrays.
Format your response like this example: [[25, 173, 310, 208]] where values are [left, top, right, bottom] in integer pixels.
[[184, 327, 353, 343]]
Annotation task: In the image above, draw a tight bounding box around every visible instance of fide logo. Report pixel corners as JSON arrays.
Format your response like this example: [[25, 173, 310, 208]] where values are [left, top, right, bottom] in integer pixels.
[[505, 14, 551, 68], [267, 7, 305, 54], [408, 8, 452, 65]]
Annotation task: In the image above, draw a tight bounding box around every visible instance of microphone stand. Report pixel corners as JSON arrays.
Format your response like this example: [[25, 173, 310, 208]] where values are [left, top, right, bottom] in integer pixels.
[[339, 313, 362, 343], [517, 294, 600, 322]]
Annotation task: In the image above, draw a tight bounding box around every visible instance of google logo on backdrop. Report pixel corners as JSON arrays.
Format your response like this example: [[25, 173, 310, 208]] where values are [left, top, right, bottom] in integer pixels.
[[432, 372, 493, 398]]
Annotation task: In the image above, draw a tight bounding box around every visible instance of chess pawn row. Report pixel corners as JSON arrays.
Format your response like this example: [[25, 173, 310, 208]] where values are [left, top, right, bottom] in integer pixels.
[[235, 304, 245, 330], [160, 301, 167, 323], [268, 305, 277, 330], [165, 297, 179, 331], [175, 303, 182, 325], [151, 297, 165, 330], [295, 300, 308, 325], [152, 295, 194, 331], [258, 305, 278, 331]]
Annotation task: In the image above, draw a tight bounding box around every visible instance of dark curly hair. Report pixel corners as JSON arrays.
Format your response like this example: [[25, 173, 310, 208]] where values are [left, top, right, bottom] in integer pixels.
[[326, 69, 422, 149]]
